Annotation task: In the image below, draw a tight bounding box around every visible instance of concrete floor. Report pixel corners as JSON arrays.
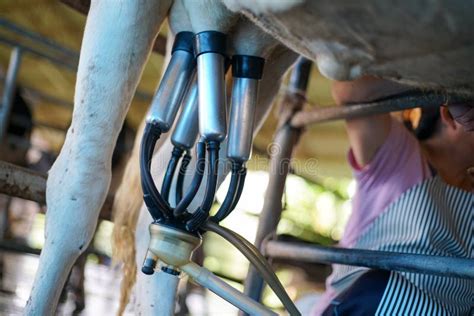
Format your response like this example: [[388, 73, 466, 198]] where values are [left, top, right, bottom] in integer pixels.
[[0, 252, 250, 316], [0, 252, 125, 316]]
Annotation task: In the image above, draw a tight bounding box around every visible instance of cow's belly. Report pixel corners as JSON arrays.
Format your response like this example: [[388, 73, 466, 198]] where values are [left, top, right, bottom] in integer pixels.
[[225, 0, 474, 94]]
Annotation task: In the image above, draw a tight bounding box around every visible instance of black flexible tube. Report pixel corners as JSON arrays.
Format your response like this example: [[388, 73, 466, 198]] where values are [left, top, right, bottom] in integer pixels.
[[140, 124, 172, 219], [200, 141, 220, 213], [229, 167, 247, 213], [212, 162, 244, 222], [175, 151, 192, 204], [161, 146, 184, 203], [174, 142, 206, 217], [203, 221, 301, 316], [185, 141, 220, 231]]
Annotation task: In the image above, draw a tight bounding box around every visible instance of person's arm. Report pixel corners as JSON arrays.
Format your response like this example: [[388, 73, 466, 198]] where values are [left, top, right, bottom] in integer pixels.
[[332, 77, 433, 247], [331, 77, 410, 167]]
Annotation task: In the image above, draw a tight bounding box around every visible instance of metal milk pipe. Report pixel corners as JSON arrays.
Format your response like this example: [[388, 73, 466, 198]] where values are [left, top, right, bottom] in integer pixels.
[[171, 73, 199, 150], [197, 52, 227, 142], [227, 77, 258, 162], [146, 37, 195, 132]]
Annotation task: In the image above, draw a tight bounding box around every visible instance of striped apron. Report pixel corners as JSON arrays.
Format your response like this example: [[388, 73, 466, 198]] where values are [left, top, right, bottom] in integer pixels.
[[327, 176, 473, 315]]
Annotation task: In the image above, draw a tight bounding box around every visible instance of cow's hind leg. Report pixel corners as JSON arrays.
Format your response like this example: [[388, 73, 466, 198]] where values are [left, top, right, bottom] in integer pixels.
[[25, 0, 171, 314]]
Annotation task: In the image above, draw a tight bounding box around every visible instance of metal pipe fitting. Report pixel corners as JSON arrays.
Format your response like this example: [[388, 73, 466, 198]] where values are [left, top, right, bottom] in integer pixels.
[[194, 31, 228, 142], [171, 74, 199, 150], [227, 77, 258, 162], [141, 250, 158, 275], [197, 52, 227, 141], [182, 262, 277, 316], [146, 32, 195, 132], [146, 223, 202, 268], [227, 55, 265, 162]]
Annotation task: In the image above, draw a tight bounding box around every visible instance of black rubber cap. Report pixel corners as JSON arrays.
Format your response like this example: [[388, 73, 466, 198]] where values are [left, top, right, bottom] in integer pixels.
[[141, 258, 157, 275], [161, 266, 181, 275], [194, 31, 227, 57], [156, 218, 197, 236], [232, 55, 265, 79], [186, 207, 208, 232], [172, 32, 195, 54]]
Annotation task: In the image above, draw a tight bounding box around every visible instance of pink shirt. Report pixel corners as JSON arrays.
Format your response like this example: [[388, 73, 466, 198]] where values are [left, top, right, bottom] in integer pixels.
[[340, 118, 432, 247], [314, 119, 432, 315]]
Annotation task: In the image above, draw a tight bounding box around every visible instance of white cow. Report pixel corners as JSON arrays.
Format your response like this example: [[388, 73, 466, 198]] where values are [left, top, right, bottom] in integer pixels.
[[25, 0, 474, 314]]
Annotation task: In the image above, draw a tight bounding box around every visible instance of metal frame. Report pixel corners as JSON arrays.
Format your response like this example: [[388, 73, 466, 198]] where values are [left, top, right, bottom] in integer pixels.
[[291, 91, 472, 127], [0, 18, 154, 110], [265, 240, 474, 280], [242, 57, 474, 309], [0, 160, 114, 220], [0, 18, 161, 145], [243, 57, 312, 304], [0, 46, 22, 142]]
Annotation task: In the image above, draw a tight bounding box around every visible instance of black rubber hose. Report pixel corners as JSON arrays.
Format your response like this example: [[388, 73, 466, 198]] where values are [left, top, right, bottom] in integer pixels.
[[174, 142, 206, 217], [161, 146, 184, 203], [211, 162, 244, 222], [200, 141, 220, 212], [203, 221, 301, 316], [140, 124, 172, 219], [175, 151, 192, 204], [185, 141, 220, 231], [229, 167, 247, 213]]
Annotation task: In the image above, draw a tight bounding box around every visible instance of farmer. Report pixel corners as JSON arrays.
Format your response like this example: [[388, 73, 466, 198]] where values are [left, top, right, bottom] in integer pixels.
[[316, 77, 473, 315]]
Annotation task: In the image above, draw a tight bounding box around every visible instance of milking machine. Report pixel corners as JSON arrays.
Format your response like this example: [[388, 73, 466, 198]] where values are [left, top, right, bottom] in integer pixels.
[[138, 31, 300, 315], [140, 31, 195, 222], [166, 74, 199, 204], [211, 55, 264, 223], [176, 31, 228, 232]]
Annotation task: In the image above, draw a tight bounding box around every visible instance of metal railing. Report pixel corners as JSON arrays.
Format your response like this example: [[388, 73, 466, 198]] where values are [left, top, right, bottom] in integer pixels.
[[242, 57, 474, 312], [0, 18, 156, 142]]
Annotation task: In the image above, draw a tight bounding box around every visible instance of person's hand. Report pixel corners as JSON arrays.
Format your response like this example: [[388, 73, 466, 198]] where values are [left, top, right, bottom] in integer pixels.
[[448, 104, 474, 132]]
